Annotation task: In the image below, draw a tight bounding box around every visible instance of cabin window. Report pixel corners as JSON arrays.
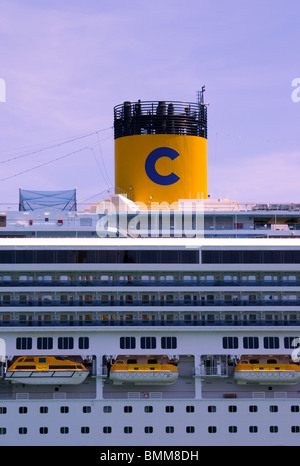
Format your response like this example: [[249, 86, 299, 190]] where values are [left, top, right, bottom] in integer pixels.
[[19, 275, 27, 282], [124, 426, 133, 434], [228, 405, 237, 412], [124, 406, 133, 413], [291, 406, 300, 412], [81, 427, 90, 434], [18, 427, 27, 434], [291, 426, 300, 433], [58, 337, 74, 350], [37, 338, 53, 350], [229, 426, 238, 433], [208, 426, 217, 433], [39, 427, 48, 434], [120, 337, 136, 349], [60, 275, 69, 282], [103, 406, 112, 413], [161, 337, 177, 349], [16, 337, 32, 350], [186, 426, 195, 433], [19, 407, 28, 414], [60, 406, 69, 413], [165, 406, 174, 413], [283, 275, 297, 281], [264, 275, 272, 281], [142, 295, 150, 304], [249, 406, 258, 412], [84, 314, 92, 322], [166, 294, 174, 303], [84, 295, 92, 304], [243, 337, 259, 349], [60, 315, 68, 323], [3, 296, 10, 304], [103, 426, 112, 434], [60, 427, 69, 434], [144, 426, 153, 434], [186, 406, 195, 413], [79, 337, 89, 349], [263, 337, 279, 349], [183, 295, 192, 304], [125, 295, 133, 304], [166, 426, 175, 433], [19, 296, 27, 305], [222, 337, 238, 349], [141, 337, 156, 349]]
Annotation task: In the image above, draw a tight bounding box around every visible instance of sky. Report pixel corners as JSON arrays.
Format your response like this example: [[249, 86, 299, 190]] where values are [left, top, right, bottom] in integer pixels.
[[0, 0, 300, 208]]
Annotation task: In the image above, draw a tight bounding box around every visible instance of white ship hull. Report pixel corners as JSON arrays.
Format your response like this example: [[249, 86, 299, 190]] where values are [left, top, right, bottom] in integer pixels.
[[0, 209, 300, 446], [2, 94, 300, 448]]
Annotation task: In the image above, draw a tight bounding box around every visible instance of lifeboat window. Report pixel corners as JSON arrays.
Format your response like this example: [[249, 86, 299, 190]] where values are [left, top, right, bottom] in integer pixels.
[[49, 365, 75, 369], [275, 367, 280, 370], [15, 365, 35, 370], [241, 361, 249, 364], [134, 367, 139, 370], [76, 365, 84, 369], [25, 358, 34, 362], [116, 361, 125, 365], [259, 367, 264, 370], [38, 358, 46, 363], [149, 367, 155, 370]]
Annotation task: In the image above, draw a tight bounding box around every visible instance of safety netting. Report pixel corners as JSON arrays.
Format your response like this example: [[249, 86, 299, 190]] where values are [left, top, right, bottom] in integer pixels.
[[19, 189, 77, 211]]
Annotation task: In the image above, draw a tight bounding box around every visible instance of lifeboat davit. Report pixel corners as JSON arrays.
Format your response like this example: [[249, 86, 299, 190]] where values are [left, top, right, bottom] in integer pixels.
[[109, 360, 178, 385], [234, 360, 300, 385], [5, 356, 89, 385]]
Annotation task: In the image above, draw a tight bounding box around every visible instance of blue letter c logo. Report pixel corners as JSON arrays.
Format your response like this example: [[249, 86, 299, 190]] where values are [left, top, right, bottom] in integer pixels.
[[145, 147, 180, 186]]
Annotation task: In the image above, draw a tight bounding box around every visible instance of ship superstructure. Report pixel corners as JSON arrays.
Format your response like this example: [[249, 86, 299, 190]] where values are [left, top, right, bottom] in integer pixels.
[[0, 92, 299, 446]]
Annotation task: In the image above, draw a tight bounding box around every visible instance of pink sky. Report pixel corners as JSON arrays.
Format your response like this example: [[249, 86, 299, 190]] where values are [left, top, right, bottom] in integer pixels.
[[0, 0, 300, 206]]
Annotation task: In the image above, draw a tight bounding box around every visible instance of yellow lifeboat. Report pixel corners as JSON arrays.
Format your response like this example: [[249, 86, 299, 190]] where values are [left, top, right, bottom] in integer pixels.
[[109, 360, 178, 385], [234, 359, 300, 385], [5, 356, 89, 385]]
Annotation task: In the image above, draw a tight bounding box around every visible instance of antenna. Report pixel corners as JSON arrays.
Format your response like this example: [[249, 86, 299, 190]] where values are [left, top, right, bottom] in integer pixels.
[[197, 86, 205, 105], [197, 86, 209, 106]]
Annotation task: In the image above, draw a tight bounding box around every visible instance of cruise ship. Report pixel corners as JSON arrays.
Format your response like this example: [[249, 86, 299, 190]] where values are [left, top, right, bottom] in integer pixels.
[[0, 89, 300, 447]]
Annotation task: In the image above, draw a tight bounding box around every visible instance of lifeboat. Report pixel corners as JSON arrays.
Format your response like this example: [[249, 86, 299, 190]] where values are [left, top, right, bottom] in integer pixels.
[[234, 359, 300, 385], [5, 356, 89, 385], [109, 360, 178, 385]]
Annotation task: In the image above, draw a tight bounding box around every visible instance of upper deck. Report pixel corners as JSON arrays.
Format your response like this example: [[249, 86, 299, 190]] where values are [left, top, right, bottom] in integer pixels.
[[1, 196, 300, 238]]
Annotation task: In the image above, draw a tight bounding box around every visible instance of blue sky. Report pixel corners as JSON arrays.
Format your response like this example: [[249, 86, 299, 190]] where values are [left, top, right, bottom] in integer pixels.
[[0, 0, 300, 207]]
